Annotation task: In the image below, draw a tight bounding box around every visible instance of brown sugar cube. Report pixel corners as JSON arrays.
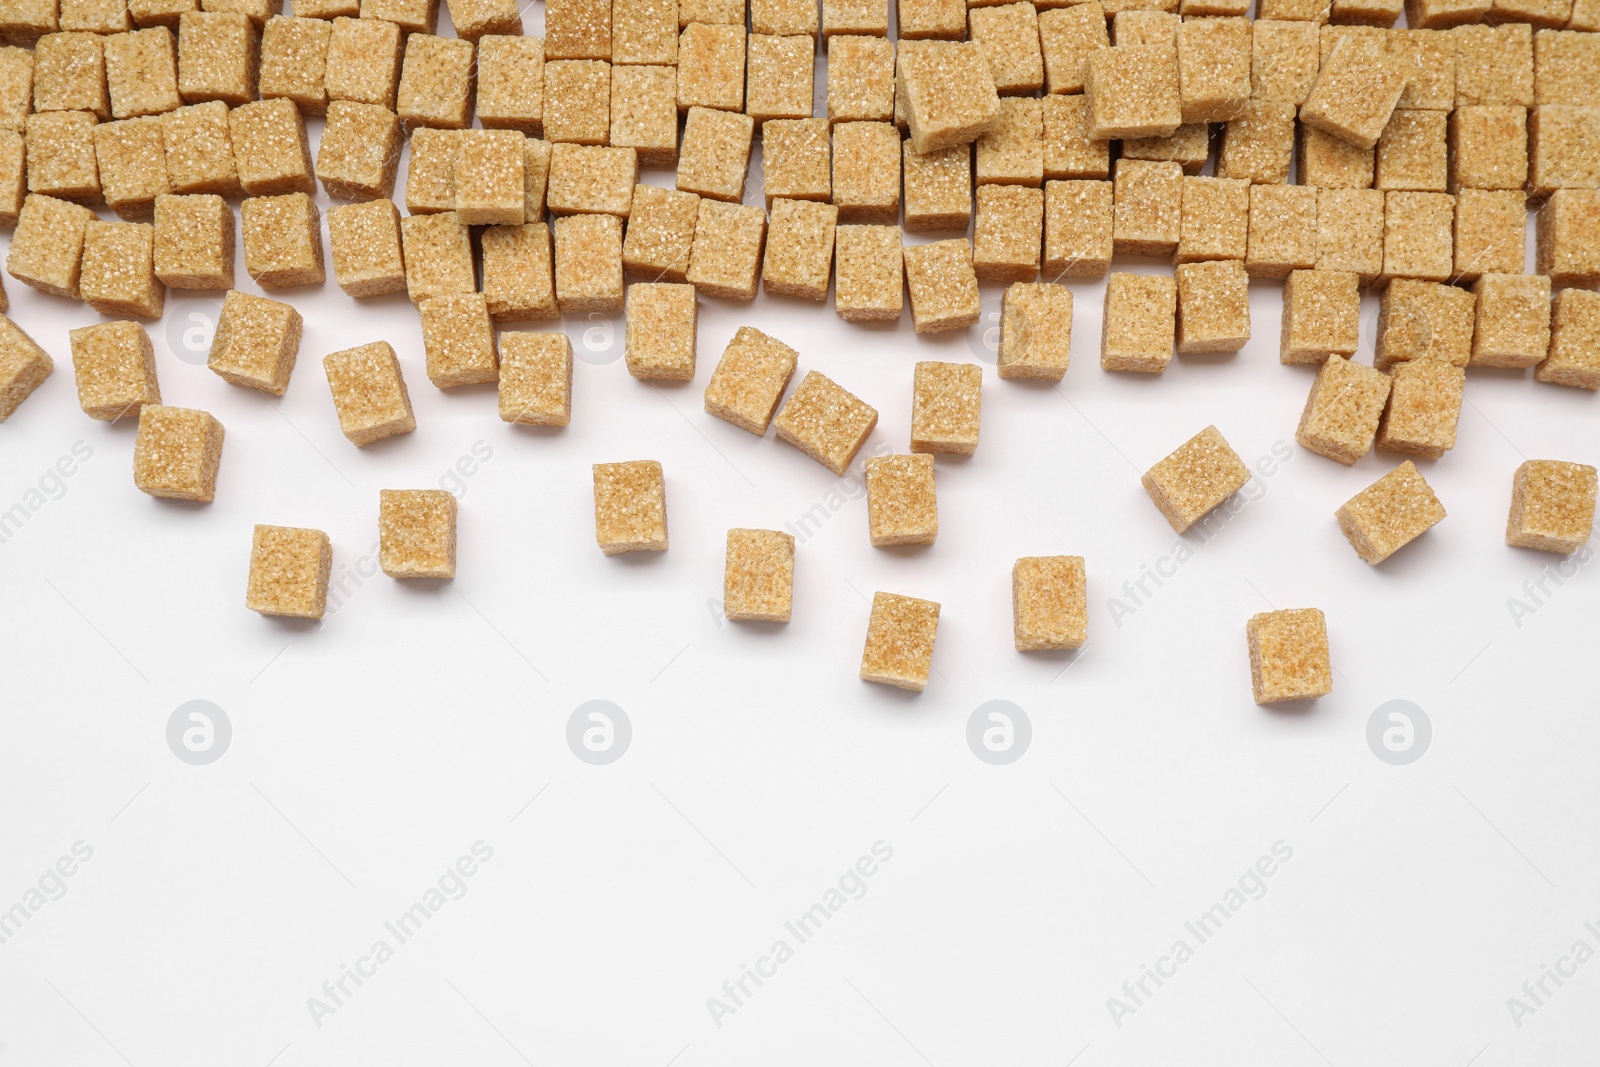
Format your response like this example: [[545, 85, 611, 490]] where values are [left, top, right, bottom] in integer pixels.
[[1245, 183, 1316, 279], [258, 16, 328, 113], [160, 101, 238, 195], [1382, 190, 1455, 282], [80, 219, 164, 316], [972, 184, 1042, 282], [1112, 159, 1181, 258], [1043, 178, 1112, 279], [610, 64, 678, 164], [1376, 356, 1465, 458], [1392, 28, 1456, 110], [1184, 0, 1250, 14], [476, 35, 543, 135], [676, 106, 752, 202], [774, 369, 877, 472], [724, 529, 795, 623], [548, 142, 637, 219], [94, 116, 170, 220], [0, 0, 59, 40], [61, 0, 133, 33], [1257, 0, 1330, 17], [593, 460, 668, 554], [1246, 608, 1331, 705], [246, 525, 330, 618], [1176, 16, 1248, 124], [859, 591, 939, 691], [1569, 0, 1600, 27], [104, 28, 180, 119], [1280, 268, 1359, 365], [703, 325, 797, 432], [1084, 43, 1181, 139], [445, 0, 521, 39], [360, 0, 437, 33], [968, 2, 1043, 95], [33, 34, 109, 119], [1038, 2, 1108, 96], [1536, 287, 1600, 388], [26, 111, 100, 203], [400, 210, 474, 304], [1315, 186, 1383, 281], [1507, 460, 1597, 553], [679, 0, 742, 26], [614, 0, 677, 64], [832, 120, 898, 222], [997, 281, 1071, 379], [1405, 0, 1489, 25], [1449, 106, 1528, 193], [481, 222, 556, 320], [554, 211, 626, 310], [897, 40, 1002, 153], [1041, 94, 1109, 180], [1012, 555, 1086, 652], [1536, 28, 1600, 107], [1529, 105, 1600, 197], [1216, 99, 1295, 184], [1299, 124, 1373, 188], [201, 0, 282, 26], [828, 35, 893, 123], [455, 128, 529, 223], [498, 331, 571, 424], [1375, 277, 1474, 368], [403, 127, 462, 214], [1174, 176, 1247, 264], [834, 222, 903, 320], [623, 183, 700, 281], [324, 15, 401, 109], [7, 194, 94, 297], [0, 315, 51, 422], [208, 289, 301, 393], [1300, 33, 1405, 149], [544, 59, 610, 144], [823, 0, 887, 35], [677, 23, 744, 112], [1250, 19, 1319, 104], [1453, 188, 1525, 281], [0, 131, 21, 226], [1141, 424, 1249, 531], [322, 341, 415, 445], [153, 192, 232, 288], [545, 0, 610, 59], [746, 33, 813, 123], [1374, 108, 1447, 192], [228, 98, 313, 195], [419, 291, 497, 386], [241, 192, 323, 288], [327, 199, 405, 297], [1336, 460, 1445, 563], [1118, 123, 1207, 175], [1454, 23, 1533, 107], [1471, 273, 1551, 369], [1112, 10, 1177, 47], [624, 281, 697, 380], [1295, 353, 1390, 463], [315, 100, 401, 201], [975, 97, 1042, 186], [1175, 258, 1249, 353], [763, 117, 830, 206], [903, 140, 971, 231], [763, 197, 837, 300], [903, 238, 980, 332], [897, 0, 963, 39], [685, 199, 766, 299], [0, 47, 32, 133], [910, 359, 981, 454], [396, 33, 474, 130], [1536, 188, 1600, 287], [865, 454, 938, 545], [133, 404, 224, 499], [379, 489, 455, 578], [69, 319, 158, 419], [1332, 0, 1399, 25], [1102, 271, 1176, 372], [177, 12, 257, 105]]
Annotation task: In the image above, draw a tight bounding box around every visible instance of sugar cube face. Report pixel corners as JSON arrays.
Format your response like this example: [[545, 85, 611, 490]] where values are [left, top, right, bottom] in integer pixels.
[[555, 212, 627, 311], [677, 106, 754, 203], [1038, 3, 1108, 96], [229, 97, 314, 195], [1141, 424, 1250, 532], [704, 325, 798, 434], [177, 12, 258, 106], [774, 369, 879, 473], [1280, 268, 1359, 365], [824, 0, 889, 36], [614, 0, 677, 64], [897, 40, 1002, 153], [903, 238, 981, 333], [828, 35, 894, 123], [326, 198, 406, 298], [1375, 277, 1475, 368], [825, 223, 904, 324], [547, 142, 636, 219], [26, 110, 101, 202], [860, 592, 940, 691], [8, 193, 95, 298], [401, 210, 475, 305], [975, 97, 1042, 187], [323, 341, 415, 445], [724, 529, 795, 623], [209, 290, 301, 394], [904, 140, 972, 232], [593, 460, 668, 554], [419, 292, 497, 387], [763, 117, 831, 206], [1249, 18, 1320, 104], [404, 127, 463, 214], [362, 0, 439, 33], [498, 331, 572, 425], [1375, 108, 1447, 192], [0, 315, 53, 422], [160, 101, 239, 196], [1315, 187, 1383, 281], [1112, 158, 1181, 258], [61, 0, 133, 33], [247, 525, 331, 618], [545, 0, 611, 58], [1529, 104, 1600, 198], [1113, 10, 1176, 47], [865, 454, 939, 546], [1246, 183, 1318, 279], [153, 192, 233, 289], [133, 403, 225, 501], [1120, 123, 1208, 176], [973, 184, 1042, 282], [1300, 32, 1405, 149], [834, 119, 901, 223], [325, 15, 402, 109], [315, 100, 402, 201], [908, 360, 982, 455], [105, 27, 181, 118], [1296, 354, 1390, 464], [624, 281, 697, 381], [1085, 42, 1181, 140], [1299, 124, 1374, 189], [377, 489, 456, 578], [898, 0, 963, 40], [1177, 15, 1249, 123], [1472, 273, 1551, 369], [1377, 357, 1465, 459], [1247, 608, 1332, 705], [685, 199, 766, 300], [999, 281, 1071, 379], [241, 192, 324, 289], [94, 117, 172, 221], [763, 197, 838, 301], [0, 130, 23, 226], [1449, 106, 1528, 192], [1175, 176, 1248, 265], [1535, 28, 1600, 107], [396, 33, 474, 130], [545, 59, 611, 145], [477, 34, 544, 135], [745, 33, 813, 123], [80, 220, 165, 318], [447, 0, 520, 39], [1175, 258, 1249, 354], [258, 15, 330, 114], [69, 319, 159, 420], [1507, 460, 1598, 554], [1337, 460, 1446, 563], [1454, 23, 1533, 107], [678, 23, 745, 112], [1217, 99, 1296, 184], [1536, 189, 1600, 287], [610, 64, 678, 165], [1453, 188, 1526, 281], [1044, 178, 1112, 278], [1011, 555, 1086, 652], [1537, 288, 1600, 390], [1102, 271, 1176, 373], [623, 184, 700, 282], [34, 33, 110, 118], [482, 222, 556, 320], [969, 2, 1043, 94]]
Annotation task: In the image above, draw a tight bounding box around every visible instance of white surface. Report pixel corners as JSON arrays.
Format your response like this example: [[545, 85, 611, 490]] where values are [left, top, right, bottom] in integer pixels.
[[3, 36, 1600, 1067]]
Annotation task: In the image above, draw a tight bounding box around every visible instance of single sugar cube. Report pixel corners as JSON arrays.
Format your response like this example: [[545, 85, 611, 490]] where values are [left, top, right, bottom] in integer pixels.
[[745, 33, 813, 123], [404, 128, 464, 214], [1383, 191, 1456, 283], [897, 0, 963, 40], [1375, 108, 1447, 192], [401, 210, 475, 305], [545, 0, 611, 59], [1280, 268, 1359, 365], [904, 140, 972, 232], [610, 64, 679, 164], [80, 219, 164, 318], [593, 460, 668, 554], [160, 101, 239, 196], [1113, 11, 1176, 47], [1449, 105, 1527, 192], [1012, 555, 1086, 652], [555, 212, 626, 311], [361, 0, 439, 32], [498, 331, 572, 425], [703, 325, 798, 434], [865, 453, 938, 545], [1536, 288, 1600, 390], [774, 369, 878, 473], [1471, 273, 1551, 369], [419, 292, 497, 387], [824, 0, 888, 35], [1245, 183, 1317, 279], [1295, 354, 1390, 464], [1084, 43, 1181, 140], [378, 489, 455, 578], [26, 110, 101, 203], [1529, 104, 1600, 198], [1375, 278, 1474, 368], [1038, 3, 1109, 97], [1247, 608, 1332, 705], [1336, 460, 1445, 563], [763, 117, 831, 206], [326, 198, 406, 298], [153, 192, 232, 288], [323, 340, 414, 445], [1175, 175, 1248, 265], [975, 97, 1042, 187], [33, 33, 110, 118], [1506, 459, 1597, 554], [1300, 32, 1405, 149], [1315, 187, 1384, 281], [258, 15, 329, 113], [177, 12, 258, 106], [624, 281, 697, 380], [624, 183, 700, 282], [1043, 178, 1112, 279], [1176, 15, 1249, 123], [396, 33, 474, 130], [897, 40, 1002, 153], [724, 529, 795, 623], [910, 360, 981, 454], [209, 289, 301, 394], [828, 35, 893, 123], [1217, 99, 1296, 184], [8, 193, 94, 297], [0, 315, 52, 422], [1141, 424, 1250, 532], [61, 0, 133, 33], [477, 35, 544, 135], [969, 2, 1043, 94], [972, 184, 1042, 282], [763, 197, 838, 301], [1175, 258, 1249, 354], [834, 119, 900, 223], [228, 97, 313, 195], [1393, 27, 1456, 109], [834, 222, 903, 321], [677, 106, 753, 203], [614, 0, 676, 65], [997, 281, 1070, 379], [1536, 189, 1600, 287], [133, 403, 224, 499], [1535, 27, 1600, 106], [456, 129, 532, 224], [104, 27, 181, 118], [677, 23, 745, 112], [1102, 271, 1176, 373], [315, 100, 402, 201], [246, 524, 331, 618], [904, 238, 981, 333], [1250, 18, 1320, 104], [1376, 357, 1465, 458], [546, 59, 615, 144], [69, 319, 159, 419], [1453, 23, 1533, 107], [1453, 188, 1526, 281], [1112, 158, 1181, 258], [241, 192, 323, 289], [325, 15, 402, 109], [482, 222, 556, 320], [93, 117, 171, 222], [446, 0, 520, 39], [860, 591, 940, 691], [685, 199, 766, 300], [1299, 124, 1374, 189]]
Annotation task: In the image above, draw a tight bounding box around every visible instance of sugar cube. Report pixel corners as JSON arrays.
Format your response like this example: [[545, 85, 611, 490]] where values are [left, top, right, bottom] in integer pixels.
[[93, 116, 171, 220], [678, 22, 745, 111], [833, 222, 903, 320], [1084, 43, 1181, 139], [1449, 105, 1528, 192], [1216, 99, 1296, 183], [400, 210, 474, 304], [153, 192, 232, 288], [133, 404, 224, 499], [910, 359, 981, 454], [724, 529, 795, 623], [546, 0, 611, 58], [1247, 609, 1332, 705], [228, 97, 313, 195], [685, 199, 766, 300], [322, 341, 414, 445], [623, 183, 700, 282], [1141, 424, 1249, 532], [69, 319, 158, 419], [774, 369, 878, 473], [897, 39, 1001, 152], [1280, 268, 1359, 365], [498, 331, 571, 425], [1112, 158, 1181, 257], [545, 59, 611, 144], [160, 101, 238, 195], [904, 140, 972, 231], [903, 238, 981, 332], [1102, 271, 1176, 372], [246, 525, 330, 618], [555, 211, 626, 311], [104, 27, 180, 118], [997, 281, 1071, 379], [828, 34, 893, 123], [240, 191, 323, 288], [315, 100, 401, 201], [703, 325, 798, 433], [1043, 177, 1112, 278], [1246, 183, 1317, 279], [614, 0, 676, 64], [1296, 354, 1390, 464], [419, 292, 497, 387], [378, 490, 455, 578], [1300, 32, 1405, 149], [972, 183, 1042, 281], [1536, 287, 1600, 389], [177, 11, 258, 105], [763, 196, 838, 300], [865, 453, 938, 545], [1376, 356, 1464, 458], [974, 96, 1043, 186], [677, 105, 753, 202], [859, 591, 940, 691], [1382, 190, 1455, 282], [209, 288, 301, 394], [481, 223, 556, 321], [258, 15, 329, 113], [324, 15, 401, 109], [476, 34, 544, 135], [26, 110, 100, 202], [610, 64, 678, 164], [8, 193, 94, 297], [325, 198, 405, 298], [1038, 2, 1108, 96], [1337, 460, 1445, 563], [0, 315, 52, 422], [80, 219, 164, 317], [1175, 258, 1249, 354], [1506, 459, 1597, 554], [593, 460, 667, 554], [762, 117, 831, 206], [1536, 188, 1600, 287]]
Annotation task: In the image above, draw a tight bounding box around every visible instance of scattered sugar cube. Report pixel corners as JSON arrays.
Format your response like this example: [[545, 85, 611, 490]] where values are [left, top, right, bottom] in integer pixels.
[[975, 97, 1043, 186], [323, 341, 414, 445], [685, 199, 766, 300], [897, 0, 964, 39], [1085, 43, 1181, 139], [93, 116, 171, 220], [1296, 353, 1390, 465], [325, 15, 402, 109], [763, 197, 838, 300], [678, 22, 745, 111], [865, 453, 938, 545], [548, 143, 637, 220], [104, 27, 180, 118], [1377, 357, 1464, 459], [1101, 271, 1175, 373], [972, 184, 1042, 282], [403, 128, 463, 214], [1299, 124, 1374, 189], [160, 101, 239, 196], [378, 489, 455, 578], [1175, 175, 1247, 265], [1536, 288, 1600, 389], [133, 404, 224, 499], [1176, 15, 1249, 123], [910, 360, 981, 454], [1381, 190, 1456, 283], [897, 40, 1001, 152], [823, 0, 888, 35], [904, 140, 971, 232], [326, 198, 406, 298], [1507, 460, 1597, 554], [677, 106, 753, 203], [614, 0, 676, 64], [904, 238, 981, 332], [396, 33, 473, 130], [1111, 158, 1180, 258], [1217, 99, 1296, 184], [258, 15, 329, 113], [624, 281, 697, 380], [745, 33, 813, 122], [0, 315, 52, 422], [315, 100, 401, 201], [833, 119, 901, 223], [1038, 3, 1108, 96], [1375, 277, 1474, 369], [1536, 188, 1600, 287], [774, 369, 878, 473], [546, 0, 611, 58], [419, 292, 497, 387], [969, 1, 1043, 94], [26, 110, 101, 202], [240, 192, 323, 289], [1280, 268, 1359, 365], [998, 281, 1071, 379], [477, 34, 544, 135], [1470, 273, 1551, 369], [247, 524, 330, 618], [1043, 178, 1112, 278], [498, 331, 572, 425], [1374, 108, 1446, 192], [1012, 555, 1086, 651], [1245, 183, 1317, 279], [1337, 460, 1445, 563], [1453, 23, 1533, 107], [482, 222, 556, 320], [69, 319, 158, 420], [828, 34, 893, 123], [1300, 32, 1405, 149], [361, 0, 437, 35], [724, 529, 795, 623], [228, 97, 313, 195], [80, 219, 164, 317], [1175, 258, 1249, 354], [1451, 188, 1525, 282], [153, 192, 232, 288], [623, 183, 700, 282], [859, 591, 940, 691], [33, 33, 109, 118], [1041, 93, 1110, 181], [703, 325, 798, 433], [593, 460, 668, 554], [1529, 104, 1600, 197], [1449, 105, 1528, 192], [1314, 187, 1383, 281], [555, 212, 626, 311], [8, 193, 94, 297], [177, 12, 257, 105], [833, 222, 903, 321], [763, 117, 831, 206], [209, 289, 301, 394], [544, 59, 611, 144], [1247, 608, 1332, 705], [400, 210, 474, 304], [610, 64, 679, 164], [1250, 18, 1320, 104], [1142, 424, 1249, 532]]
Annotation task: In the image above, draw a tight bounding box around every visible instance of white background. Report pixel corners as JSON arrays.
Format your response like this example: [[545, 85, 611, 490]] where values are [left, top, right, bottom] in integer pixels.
[[2, 9, 1599, 1065]]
